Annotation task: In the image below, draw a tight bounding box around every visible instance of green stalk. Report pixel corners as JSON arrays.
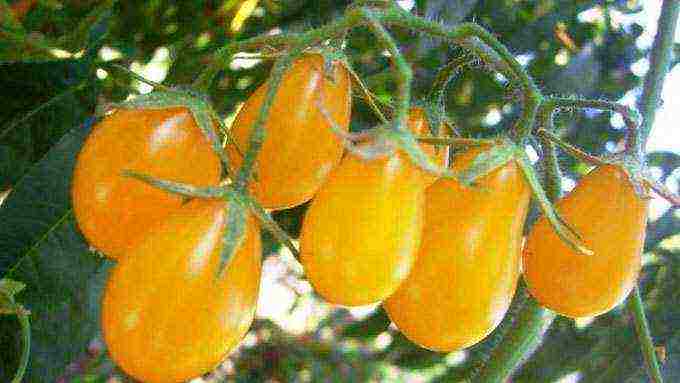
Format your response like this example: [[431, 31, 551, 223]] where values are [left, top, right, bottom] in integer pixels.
[[626, 288, 663, 383], [638, 0, 679, 152]]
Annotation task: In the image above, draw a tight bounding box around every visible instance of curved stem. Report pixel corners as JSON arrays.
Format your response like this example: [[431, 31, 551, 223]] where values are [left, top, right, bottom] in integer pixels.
[[11, 308, 30, 383], [546, 96, 641, 155], [536, 129, 607, 167], [627, 288, 663, 383], [379, 7, 542, 139], [360, 8, 411, 132]]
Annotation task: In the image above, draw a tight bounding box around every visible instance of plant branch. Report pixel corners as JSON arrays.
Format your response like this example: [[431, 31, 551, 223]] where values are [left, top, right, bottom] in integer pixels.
[[627, 288, 663, 383]]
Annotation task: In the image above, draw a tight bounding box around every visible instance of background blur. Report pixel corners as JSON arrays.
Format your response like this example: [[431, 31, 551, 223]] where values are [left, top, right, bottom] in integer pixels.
[[0, 0, 678, 382]]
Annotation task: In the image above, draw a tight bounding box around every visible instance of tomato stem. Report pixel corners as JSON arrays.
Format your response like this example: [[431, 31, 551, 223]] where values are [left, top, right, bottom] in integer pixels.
[[416, 136, 494, 146], [638, 0, 679, 154], [345, 64, 389, 124], [627, 288, 664, 383], [543, 96, 642, 159], [100, 62, 173, 93], [535, 129, 607, 167]]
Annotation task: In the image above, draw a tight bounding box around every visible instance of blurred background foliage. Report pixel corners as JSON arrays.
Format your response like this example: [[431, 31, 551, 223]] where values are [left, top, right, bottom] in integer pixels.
[[0, 0, 678, 382]]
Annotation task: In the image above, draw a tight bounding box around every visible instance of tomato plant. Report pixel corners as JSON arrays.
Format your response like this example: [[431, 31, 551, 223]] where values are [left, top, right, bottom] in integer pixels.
[[71, 107, 222, 259], [522, 164, 649, 318], [101, 198, 261, 383], [2, 1, 679, 382], [384, 146, 530, 351], [226, 53, 352, 210]]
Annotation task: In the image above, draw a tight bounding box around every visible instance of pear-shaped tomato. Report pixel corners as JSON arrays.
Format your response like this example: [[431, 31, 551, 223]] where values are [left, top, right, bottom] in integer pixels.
[[384, 146, 530, 352], [226, 53, 352, 210], [72, 107, 222, 259], [522, 164, 648, 318], [299, 149, 425, 306], [102, 199, 261, 383]]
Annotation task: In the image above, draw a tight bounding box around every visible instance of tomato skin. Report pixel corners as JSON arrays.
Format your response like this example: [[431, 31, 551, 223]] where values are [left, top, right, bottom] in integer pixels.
[[384, 147, 530, 352], [406, 107, 447, 186], [102, 198, 261, 383], [299, 151, 425, 306], [71, 107, 222, 258], [522, 164, 648, 318], [226, 53, 351, 210]]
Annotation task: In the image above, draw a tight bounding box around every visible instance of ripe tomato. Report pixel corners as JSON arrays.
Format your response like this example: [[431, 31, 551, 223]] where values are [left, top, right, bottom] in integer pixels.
[[522, 164, 648, 318], [71, 107, 222, 258], [226, 53, 352, 210], [299, 150, 425, 307], [102, 198, 261, 383], [405, 107, 448, 186], [384, 146, 530, 352]]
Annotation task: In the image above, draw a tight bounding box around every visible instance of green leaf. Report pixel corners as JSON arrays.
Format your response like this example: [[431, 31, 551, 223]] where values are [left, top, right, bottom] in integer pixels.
[[0, 117, 96, 275], [2, 218, 109, 382], [0, 60, 95, 186], [0, 114, 110, 381]]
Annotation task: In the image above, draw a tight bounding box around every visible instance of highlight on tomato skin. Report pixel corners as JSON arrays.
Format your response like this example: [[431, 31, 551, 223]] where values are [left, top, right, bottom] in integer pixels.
[[101, 199, 261, 383], [299, 150, 425, 307], [226, 52, 352, 211], [71, 107, 222, 259], [384, 146, 530, 352], [522, 164, 649, 319]]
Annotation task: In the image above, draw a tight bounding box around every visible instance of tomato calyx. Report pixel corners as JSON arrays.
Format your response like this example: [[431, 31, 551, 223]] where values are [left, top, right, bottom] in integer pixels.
[[449, 137, 593, 256], [121, 171, 301, 266]]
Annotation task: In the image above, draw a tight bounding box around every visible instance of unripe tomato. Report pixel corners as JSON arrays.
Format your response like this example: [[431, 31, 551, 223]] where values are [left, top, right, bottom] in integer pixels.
[[226, 53, 352, 210], [102, 198, 261, 383], [384, 146, 530, 352], [299, 150, 425, 306], [72, 107, 222, 258], [522, 164, 648, 318], [405, 107, 448, 186]]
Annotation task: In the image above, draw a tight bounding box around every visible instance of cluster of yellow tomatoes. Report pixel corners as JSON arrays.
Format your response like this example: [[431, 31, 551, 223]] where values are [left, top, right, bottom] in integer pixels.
[[70, 53, 649, 383]]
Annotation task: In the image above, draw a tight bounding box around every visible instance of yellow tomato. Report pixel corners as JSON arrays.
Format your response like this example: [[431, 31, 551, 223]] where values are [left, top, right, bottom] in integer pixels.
[[299, 150, 425, 306], [72, 107, 222, 258], [102, 199, 261, 383], [226, 53, 352, 210], [384, 146, 530, 352], [523, 164, 648, 318]]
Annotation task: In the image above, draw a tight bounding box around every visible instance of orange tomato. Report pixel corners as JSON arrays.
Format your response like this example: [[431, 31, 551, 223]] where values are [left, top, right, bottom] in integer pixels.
[[226, 53, 351, 210], [299, 150, 425, 306], [522, 164, 648, 318], [102, 198, 261, 383], [384, 146, 530, 352], [71, 107, 222, 258]]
